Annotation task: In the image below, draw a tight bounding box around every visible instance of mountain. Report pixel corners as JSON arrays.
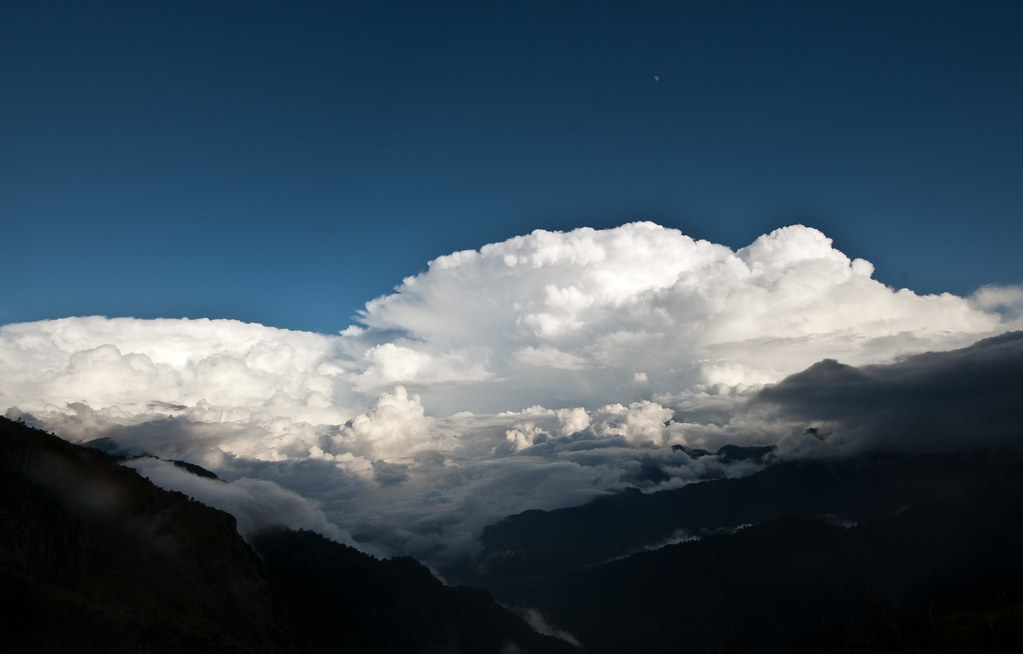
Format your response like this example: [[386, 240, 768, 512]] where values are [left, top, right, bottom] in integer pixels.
[[527, 479, 1023, 653], [435, 333, 1023, 651], [252, 527, 574, 654], [0, 415, 297, 652], [451, 452, 1002, 596], [0, 416, 574, 653], [448, 451, 1023, 652]]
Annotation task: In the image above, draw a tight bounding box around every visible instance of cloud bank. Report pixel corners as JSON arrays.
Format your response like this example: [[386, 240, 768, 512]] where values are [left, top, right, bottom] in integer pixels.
[[2, 222, 1020, 563]]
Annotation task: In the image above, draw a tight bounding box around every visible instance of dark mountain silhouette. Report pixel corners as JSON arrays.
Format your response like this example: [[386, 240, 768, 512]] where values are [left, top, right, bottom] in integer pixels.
[[0, 416, 575, 653], [516, 466, 1023, 653], [0, 416, 297, 652], [713, 443, 776, 463], [449, 452, 1004, 597], [446, 452, 1023, 652], [252, 527, 575, 653], [166, 457, 222, 480]]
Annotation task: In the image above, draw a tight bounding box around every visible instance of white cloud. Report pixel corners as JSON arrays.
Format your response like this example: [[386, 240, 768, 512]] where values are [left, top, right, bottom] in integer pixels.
[[0, 316, 349, 425], [596, 401, 676, 447], [331, 385, 439, 460], [971, 285, 1023, 321], [350, 222, 1014, 412], [2, 222, 1020, 566]]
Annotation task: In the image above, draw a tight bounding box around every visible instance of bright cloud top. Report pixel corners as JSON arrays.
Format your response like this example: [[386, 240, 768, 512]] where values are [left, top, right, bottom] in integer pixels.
[[348, 222, 1010, 412], [2, 222, 1019, 562]]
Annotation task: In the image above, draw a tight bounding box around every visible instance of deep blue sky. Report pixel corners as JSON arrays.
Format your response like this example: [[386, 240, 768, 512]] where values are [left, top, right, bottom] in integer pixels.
[[3, 1, 1021, 334]]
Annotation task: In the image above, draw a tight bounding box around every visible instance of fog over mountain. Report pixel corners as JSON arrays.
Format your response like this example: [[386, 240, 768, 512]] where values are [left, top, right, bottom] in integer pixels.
[[2, 223, 1021, 565]]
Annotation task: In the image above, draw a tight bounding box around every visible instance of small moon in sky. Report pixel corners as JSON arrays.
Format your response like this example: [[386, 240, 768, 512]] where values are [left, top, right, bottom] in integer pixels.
[[653, 75, 660, 81]]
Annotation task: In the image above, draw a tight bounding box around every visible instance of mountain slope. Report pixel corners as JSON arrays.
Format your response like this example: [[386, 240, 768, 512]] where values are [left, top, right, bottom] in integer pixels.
[[450, 451, 1023, 653], [0, 416, 575, 653], [0, 416, 297, 652], [252, 527, 575, 654], [456, 452, 1005, 598], [524, 472, 1023, 653]]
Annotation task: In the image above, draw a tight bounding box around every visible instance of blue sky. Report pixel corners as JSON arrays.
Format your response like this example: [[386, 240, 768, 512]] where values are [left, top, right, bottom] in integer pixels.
[[3, 0, 1022, 334]]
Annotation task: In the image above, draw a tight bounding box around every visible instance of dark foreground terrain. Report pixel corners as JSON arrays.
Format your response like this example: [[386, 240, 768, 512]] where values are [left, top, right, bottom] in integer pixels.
[[5, 412, 1023, 653], [455, 452, 1023, 652]]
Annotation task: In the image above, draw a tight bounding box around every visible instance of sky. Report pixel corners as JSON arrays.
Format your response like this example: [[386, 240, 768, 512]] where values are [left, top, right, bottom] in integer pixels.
[[2, 2, 1023, 567], [3, 0, 1022, 333]]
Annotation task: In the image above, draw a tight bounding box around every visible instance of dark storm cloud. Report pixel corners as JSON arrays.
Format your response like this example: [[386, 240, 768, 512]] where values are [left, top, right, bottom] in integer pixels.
[[752, 331, 1023, 455]]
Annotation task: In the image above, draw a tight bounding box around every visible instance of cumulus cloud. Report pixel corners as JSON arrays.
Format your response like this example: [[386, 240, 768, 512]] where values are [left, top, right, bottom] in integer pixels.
[[0, 316, 348, 424], [331, 385, 439, 460], [349, 222, 1013, 411], [971, 285, 1023, 320], [2, 222, 1020, 565]]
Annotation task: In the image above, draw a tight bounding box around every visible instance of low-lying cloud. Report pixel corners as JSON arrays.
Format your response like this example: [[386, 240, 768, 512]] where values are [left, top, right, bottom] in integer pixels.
[[123, 456, 354, 545], [2, 222, 1020, 564]]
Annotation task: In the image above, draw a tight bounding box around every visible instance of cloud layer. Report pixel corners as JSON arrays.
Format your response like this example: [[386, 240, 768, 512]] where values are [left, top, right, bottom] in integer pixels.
[[2, 222, 1020, 563]]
